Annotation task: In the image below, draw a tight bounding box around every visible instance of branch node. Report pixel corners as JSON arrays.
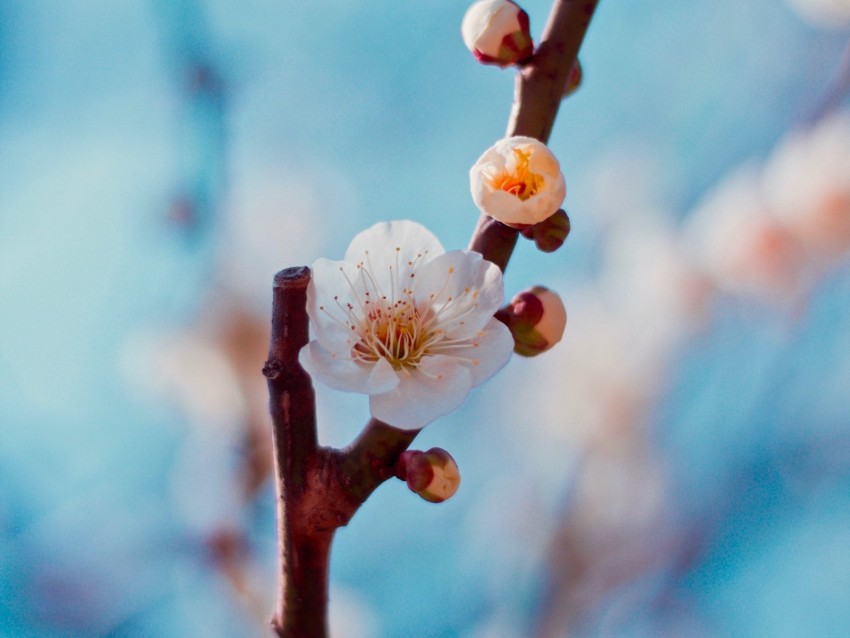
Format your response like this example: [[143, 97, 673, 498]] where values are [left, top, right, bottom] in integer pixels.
[[262, 358, 283, 379]]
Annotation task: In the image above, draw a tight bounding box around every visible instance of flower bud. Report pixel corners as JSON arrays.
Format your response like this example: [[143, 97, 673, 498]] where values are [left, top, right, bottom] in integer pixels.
[[461, 0, 534, 67], [396, 448, 461, 503], [470, 136, 566, 227], [520, 209, 571, 252], [497, 286, 567, 356], [563, 59, 582, 97]]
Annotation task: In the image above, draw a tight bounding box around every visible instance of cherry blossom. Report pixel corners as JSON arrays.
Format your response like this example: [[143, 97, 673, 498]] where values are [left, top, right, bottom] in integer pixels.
[[470, 136, 566, 227], [300, 220, 513, 430]]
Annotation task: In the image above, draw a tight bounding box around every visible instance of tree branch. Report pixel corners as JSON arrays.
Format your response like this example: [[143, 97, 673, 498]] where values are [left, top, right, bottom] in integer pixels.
[[469, 0, 599, 269], [264, 267, 329, 638], [264, 2, 600, 635]]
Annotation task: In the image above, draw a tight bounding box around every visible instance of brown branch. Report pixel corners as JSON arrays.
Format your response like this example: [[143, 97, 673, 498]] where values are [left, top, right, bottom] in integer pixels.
[[264, 269, 422, 637], [469, 0, 599, 270], [264, 3, 599, 636], [263, 267, 330, 638]]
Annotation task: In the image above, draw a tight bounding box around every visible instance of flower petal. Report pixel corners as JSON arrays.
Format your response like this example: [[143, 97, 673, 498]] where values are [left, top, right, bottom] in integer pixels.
[[414, 249, 504, 339], [299, 341, 371, 393], [307, 257, 364, 351], [443, 317, 514, 385], [343, 220, 445, 292], [369, 355, 473, 429], [367, 356, 401, 394]]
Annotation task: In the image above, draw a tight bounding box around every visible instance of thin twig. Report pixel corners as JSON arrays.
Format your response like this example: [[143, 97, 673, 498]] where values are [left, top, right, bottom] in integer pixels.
[[265, 2, 600, 635]]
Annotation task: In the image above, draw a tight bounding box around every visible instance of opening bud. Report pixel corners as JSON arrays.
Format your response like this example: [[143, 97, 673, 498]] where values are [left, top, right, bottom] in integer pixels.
[[519, 209, 571, 253], [461, 0, 534, 67], [396, 448, 461, 503], [496, 286, 567, 356]]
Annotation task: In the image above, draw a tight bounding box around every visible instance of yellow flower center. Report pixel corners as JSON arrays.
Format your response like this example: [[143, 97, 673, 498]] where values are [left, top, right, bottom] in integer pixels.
[[352, 302, 435, 369], [320, 254, 484, 373], [490, 148, 544, 200]]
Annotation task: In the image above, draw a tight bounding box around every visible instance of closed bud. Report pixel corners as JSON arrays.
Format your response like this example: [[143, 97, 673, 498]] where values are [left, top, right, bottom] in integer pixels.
[[396, 448, 461, 503], [520, 209, 571, 252], [497, 286, 567, 356], [461, 0, 534, 67]]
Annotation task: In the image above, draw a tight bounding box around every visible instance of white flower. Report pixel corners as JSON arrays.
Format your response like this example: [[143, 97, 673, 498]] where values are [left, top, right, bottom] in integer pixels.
[[299, 220, 513, 430], [763, 111, 850, 261], [461, 0, 533, 67], [470, 136, 566, 227], [685, 166, 805, 300]]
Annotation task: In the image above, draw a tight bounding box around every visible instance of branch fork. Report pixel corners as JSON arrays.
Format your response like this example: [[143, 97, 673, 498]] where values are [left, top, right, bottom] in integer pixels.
[[264, 1, 598, 635]]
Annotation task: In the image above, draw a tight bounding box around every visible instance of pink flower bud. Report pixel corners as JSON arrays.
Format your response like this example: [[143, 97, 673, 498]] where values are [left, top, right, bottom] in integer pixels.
[[396, 448, 461, 503], [563, 59, 582, 97], [497, 286, 567, 356], [520, 209, 571, 252], [461, 0, 534, 67]]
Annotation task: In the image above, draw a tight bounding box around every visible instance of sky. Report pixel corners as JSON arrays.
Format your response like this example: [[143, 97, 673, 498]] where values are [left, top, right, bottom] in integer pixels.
[[2, 1, 850, 636]]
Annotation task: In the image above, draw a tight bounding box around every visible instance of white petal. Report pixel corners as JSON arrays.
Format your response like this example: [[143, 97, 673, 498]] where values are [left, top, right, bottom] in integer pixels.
[[443, 317, 514, 386], [367, 357, 400, 394], [414, 249, 504, 339], [343, 220, 445, 292], [307, 257, 365, 351], [369, 355, 473, 430], [299, 341, 371, 394]]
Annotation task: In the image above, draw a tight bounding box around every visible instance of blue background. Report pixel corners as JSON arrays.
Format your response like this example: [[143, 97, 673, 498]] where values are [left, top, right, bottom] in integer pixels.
[[2, 1, 849, 636]]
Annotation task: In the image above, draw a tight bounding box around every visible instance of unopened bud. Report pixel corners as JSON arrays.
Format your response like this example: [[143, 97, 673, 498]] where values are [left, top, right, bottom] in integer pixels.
[[461, 0, 534, 67], [497, 286, 567, 356], [563, 60, 582, 97], [520, 209, 571, 253], [396, 448, 461, 503]]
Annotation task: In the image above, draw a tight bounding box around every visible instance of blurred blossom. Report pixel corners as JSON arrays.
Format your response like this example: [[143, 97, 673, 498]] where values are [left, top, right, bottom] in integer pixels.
[[585, 145, 664, 231], [219, 164, 358, 310], [685, 166, 807, 301], [600, 218, 713, 351], [527, 290, 666, 446], [786, 0, 850, 27], [122, 297, 274, 498], [126, 330, 248, 433], [763, 110, 850, 262]]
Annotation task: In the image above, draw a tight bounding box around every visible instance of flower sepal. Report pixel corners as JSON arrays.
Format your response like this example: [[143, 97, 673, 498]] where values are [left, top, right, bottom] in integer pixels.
[[519, 208, 571, 252]]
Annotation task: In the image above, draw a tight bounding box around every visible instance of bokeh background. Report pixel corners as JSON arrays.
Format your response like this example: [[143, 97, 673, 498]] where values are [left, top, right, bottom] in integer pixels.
[[2, 0, 850, 636]]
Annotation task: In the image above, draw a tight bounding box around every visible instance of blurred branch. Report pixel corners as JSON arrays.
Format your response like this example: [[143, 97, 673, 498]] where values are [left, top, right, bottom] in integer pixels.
[[469, 0, 599, 270], [808, 36, 850, 124]]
